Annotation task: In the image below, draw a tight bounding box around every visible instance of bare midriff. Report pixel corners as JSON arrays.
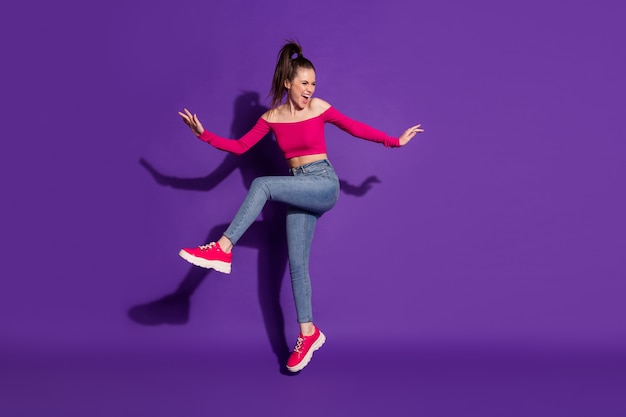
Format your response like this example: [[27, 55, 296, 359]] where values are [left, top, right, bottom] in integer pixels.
[[287, 153, 328, 169]]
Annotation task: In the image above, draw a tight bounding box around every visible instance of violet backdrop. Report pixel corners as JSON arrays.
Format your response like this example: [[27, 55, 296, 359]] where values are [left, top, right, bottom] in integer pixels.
[[1, 0, 625, 416]]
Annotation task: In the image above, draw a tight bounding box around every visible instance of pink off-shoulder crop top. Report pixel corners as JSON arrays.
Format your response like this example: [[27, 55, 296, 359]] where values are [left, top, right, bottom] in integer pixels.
[[198, 106, 400, 160]]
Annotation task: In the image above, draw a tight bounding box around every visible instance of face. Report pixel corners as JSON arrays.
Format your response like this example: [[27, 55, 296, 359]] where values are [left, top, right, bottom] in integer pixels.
[[285, 67, 316, 109]]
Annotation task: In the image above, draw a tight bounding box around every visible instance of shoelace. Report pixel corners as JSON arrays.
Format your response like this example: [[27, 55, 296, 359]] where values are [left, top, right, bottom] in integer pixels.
[[293, 337, 304, 353], [199, 242, 217, 251]]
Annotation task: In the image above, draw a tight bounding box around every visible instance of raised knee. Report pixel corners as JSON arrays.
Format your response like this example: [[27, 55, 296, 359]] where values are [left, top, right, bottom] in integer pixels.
[[250, 177, 270, 194]]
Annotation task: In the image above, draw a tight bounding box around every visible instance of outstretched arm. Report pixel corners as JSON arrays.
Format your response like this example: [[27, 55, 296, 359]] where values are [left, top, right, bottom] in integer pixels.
[[178, 108, 271, 155], [319, 103, 423, 147]]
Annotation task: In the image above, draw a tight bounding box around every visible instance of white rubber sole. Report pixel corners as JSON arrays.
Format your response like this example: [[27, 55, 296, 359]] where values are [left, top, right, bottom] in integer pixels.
[[286, 331, 326, 372], [178, 250, 231, 274]]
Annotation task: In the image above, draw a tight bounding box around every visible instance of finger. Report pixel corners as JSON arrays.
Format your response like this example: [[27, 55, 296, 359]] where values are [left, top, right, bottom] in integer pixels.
[[178, 112, 191, 125]]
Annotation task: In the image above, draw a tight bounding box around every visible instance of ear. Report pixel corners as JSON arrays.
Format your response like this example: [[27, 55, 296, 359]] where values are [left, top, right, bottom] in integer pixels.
[[284, 79, 292, 90]]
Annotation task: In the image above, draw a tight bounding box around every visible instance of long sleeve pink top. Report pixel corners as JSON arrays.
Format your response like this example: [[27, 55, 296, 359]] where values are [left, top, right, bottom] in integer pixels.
[[198, 106, 400, 160]]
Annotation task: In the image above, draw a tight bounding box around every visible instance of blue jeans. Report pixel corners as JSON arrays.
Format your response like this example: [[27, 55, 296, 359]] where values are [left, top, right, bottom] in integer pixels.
[[223, 159, 340, 323]]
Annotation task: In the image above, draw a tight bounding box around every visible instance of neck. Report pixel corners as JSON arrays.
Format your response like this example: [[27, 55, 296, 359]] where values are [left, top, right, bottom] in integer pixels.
[[285, 99, 305, 116]]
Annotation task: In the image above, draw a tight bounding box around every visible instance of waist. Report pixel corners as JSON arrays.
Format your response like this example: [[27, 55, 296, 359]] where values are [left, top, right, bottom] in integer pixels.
[[286, 153, 328, 169], [289, 159, 333, 175]]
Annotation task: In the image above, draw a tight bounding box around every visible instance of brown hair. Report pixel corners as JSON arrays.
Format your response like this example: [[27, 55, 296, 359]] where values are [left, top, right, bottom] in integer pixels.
[[268, 40, 316, 109]]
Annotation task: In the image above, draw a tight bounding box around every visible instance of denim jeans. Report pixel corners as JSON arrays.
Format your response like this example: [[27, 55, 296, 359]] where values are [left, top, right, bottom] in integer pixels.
[[223, 159, 340, 323]]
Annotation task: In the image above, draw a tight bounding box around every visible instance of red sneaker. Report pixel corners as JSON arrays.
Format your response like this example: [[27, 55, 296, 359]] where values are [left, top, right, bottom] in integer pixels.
[[178, 242, 232, 274], [286, 327, 326, 372]]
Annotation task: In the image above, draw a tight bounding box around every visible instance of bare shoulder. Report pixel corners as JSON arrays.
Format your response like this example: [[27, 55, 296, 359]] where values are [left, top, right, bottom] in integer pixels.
[[310, 97, 332, 114], [261, 107, 281, 122]]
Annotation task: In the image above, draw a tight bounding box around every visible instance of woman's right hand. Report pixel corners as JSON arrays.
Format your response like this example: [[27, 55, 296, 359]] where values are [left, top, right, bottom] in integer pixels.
[[178, 108, 205, 136]]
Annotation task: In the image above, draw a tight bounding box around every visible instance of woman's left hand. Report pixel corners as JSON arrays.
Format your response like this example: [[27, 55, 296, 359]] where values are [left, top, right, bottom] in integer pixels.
[[399, 124, 424, 146]]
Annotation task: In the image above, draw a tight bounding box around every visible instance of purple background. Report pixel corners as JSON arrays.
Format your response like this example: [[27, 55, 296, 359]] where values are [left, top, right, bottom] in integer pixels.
[[2, 0, 625, 415]]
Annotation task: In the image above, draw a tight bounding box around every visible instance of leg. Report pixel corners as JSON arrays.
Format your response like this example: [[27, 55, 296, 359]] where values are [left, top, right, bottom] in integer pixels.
[[178, 175, 312, 273], [180, 161, 338, 278], [286, 207, 318, 326], [285, 207, 327, 372], [223, 173, 338, 246]]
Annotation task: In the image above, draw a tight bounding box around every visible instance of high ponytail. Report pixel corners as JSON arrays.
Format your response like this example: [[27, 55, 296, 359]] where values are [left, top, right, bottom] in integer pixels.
[[268, 40, 316, 109]]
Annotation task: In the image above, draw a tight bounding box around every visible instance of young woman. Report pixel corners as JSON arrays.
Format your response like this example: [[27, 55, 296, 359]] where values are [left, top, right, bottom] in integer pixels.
[[178, 40, 423, 372]]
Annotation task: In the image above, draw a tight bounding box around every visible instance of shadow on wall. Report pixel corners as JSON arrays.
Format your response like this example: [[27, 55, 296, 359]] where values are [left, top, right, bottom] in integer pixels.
[[128, 91, 381, 374]]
